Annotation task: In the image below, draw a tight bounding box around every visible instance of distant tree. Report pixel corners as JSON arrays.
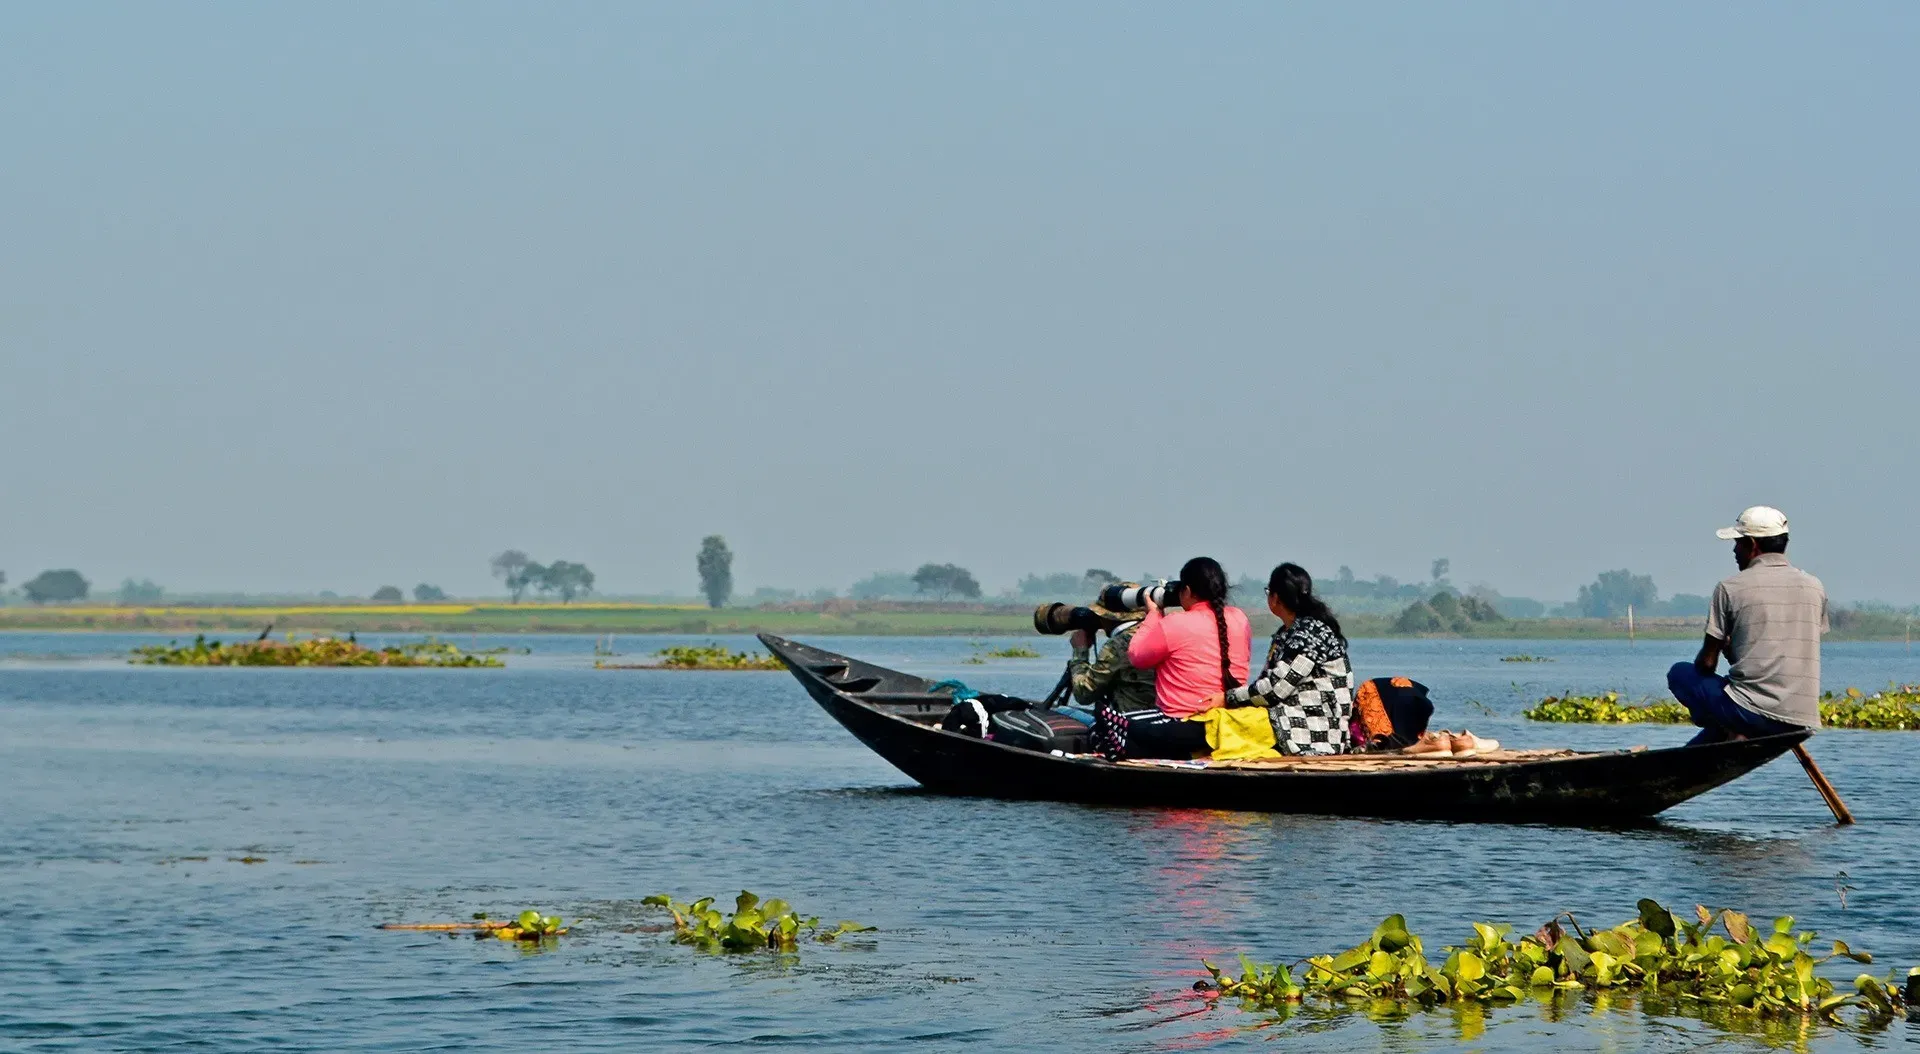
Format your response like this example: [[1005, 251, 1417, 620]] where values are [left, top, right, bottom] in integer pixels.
[[118, 578, 164, 604], [1393, 601, 1443, 634], [1431, 558, 1451, 585], [371, 585, 404, 603], [850, 571, 917, 600], [696, 536, 733, 609], [1016, 571, 1085, 599], [912, 563, 981, 600], [1083, 569, 1120, 588], [1337, 565, 1355, 586], [538, 561, 595, 603], [1657, 593, 1711, 617], [1577, 569, 1659, 619], [1458, 594, 1504, 623], [491, 550, 540, 603], [22, 569, 89, 605], [413, 583, 447, 602]]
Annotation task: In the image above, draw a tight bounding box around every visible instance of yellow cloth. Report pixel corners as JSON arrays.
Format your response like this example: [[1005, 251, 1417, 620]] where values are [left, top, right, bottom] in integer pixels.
[[1187, 706, 1280, 760]]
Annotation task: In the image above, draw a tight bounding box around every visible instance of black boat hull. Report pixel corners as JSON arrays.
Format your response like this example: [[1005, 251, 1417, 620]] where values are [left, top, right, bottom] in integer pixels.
[[760, 634, 1808, 824]]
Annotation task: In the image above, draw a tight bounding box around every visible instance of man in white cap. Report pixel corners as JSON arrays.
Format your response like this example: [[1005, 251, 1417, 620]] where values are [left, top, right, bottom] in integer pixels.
[[1667, 506, 1828, 746]]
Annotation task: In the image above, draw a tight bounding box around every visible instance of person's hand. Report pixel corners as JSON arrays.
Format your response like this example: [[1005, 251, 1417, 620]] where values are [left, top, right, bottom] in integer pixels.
[[1144, 593, 1162, 616], [1069, 629, 1094, 650]]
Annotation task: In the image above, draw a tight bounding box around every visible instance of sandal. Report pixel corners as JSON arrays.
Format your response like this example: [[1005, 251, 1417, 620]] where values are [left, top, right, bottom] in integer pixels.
[[1405, 730, 1456, 758]]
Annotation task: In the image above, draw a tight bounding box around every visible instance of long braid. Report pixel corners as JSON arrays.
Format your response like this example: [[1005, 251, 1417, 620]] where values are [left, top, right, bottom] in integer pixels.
[[1212, 600, 1237, 692]]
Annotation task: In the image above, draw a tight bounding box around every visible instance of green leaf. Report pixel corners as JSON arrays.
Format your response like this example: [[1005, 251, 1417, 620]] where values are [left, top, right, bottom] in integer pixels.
[[1372, 915, 1412, 952], [1830, 939, 1872, 963], [1330, 945, 1373, 972], [1636, 899, 1675, 939], [641, 894, 670, 907], [1529, 966, 1556, 987], [735, 891, 759, 915]]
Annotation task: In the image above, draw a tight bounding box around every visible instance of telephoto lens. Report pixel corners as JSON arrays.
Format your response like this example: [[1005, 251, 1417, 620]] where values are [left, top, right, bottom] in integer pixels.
[[1032, 603, 1109, 635], [1097, 581, 1181, 612]]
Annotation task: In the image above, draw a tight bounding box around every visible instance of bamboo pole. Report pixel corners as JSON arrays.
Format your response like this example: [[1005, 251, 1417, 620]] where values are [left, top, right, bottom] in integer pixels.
[[1791, 744, 1855, 825]]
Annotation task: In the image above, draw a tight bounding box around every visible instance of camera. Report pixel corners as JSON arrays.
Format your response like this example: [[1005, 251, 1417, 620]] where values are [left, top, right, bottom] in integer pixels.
[[1097, 580, 1182, 613], [1032, 603, 1112, 636]]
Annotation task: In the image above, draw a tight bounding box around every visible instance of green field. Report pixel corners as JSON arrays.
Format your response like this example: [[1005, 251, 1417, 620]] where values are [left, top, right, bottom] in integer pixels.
[[0, 601, 1908, 640]]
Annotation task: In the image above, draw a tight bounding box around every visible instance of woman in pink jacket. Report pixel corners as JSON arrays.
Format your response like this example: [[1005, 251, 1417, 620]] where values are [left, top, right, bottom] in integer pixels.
[[1089, 556, 1251, 760]]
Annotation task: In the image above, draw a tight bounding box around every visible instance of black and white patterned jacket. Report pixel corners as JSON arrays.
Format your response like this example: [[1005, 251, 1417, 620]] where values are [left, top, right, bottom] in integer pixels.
[[1225, 616, 1354, 755]]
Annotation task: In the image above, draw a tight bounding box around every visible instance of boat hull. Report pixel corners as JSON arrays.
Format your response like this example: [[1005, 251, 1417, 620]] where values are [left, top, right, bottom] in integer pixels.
[[760, 634, 1807, 824]]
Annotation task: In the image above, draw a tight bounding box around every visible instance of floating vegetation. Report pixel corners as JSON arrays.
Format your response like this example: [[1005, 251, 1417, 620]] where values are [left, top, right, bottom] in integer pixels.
[[642, 891, 873, 953], [131, 635, 502, 667], [379, 909, 568, 941], [1821, 686, 1920, 730], [1523, 692, 1687, 724], [981, 645, 1041, 659], [1525, 686, 1920, 730], [1199, 901, 1912, 1030], [1501, 655, 1554, 663], [596, 644, 783, 670]]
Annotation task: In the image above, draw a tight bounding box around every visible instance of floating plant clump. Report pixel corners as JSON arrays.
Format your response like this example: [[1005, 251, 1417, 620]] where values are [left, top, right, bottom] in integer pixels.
[[1525, 687, 1920, 730], [597, 644, 783, 670], [1200, 900, 1912, 1029], [642, 891, 873, 952], [378, 909, 568, 940], [132, 635, 502, 667], [1523, 693, 1687, 723]]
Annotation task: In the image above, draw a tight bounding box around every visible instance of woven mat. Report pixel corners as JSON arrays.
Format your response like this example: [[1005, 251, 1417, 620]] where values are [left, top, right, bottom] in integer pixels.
[[1201, 748, 1592, 771]]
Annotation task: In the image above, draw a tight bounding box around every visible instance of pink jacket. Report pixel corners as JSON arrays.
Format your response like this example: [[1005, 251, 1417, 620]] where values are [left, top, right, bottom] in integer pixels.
[[1126, 602, 1253, 718]]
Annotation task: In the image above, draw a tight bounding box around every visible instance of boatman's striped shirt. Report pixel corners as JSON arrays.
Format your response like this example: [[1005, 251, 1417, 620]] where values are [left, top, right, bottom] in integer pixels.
[[1707, 552, 1828, 728]]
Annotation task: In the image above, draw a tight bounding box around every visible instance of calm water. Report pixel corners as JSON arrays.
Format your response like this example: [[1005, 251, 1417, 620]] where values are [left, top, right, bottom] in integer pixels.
[[3, 632, 1918, 1052]]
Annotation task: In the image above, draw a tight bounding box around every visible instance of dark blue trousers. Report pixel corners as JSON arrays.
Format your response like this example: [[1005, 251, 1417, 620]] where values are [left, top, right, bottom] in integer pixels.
[[1666, 662, 1799, 746]]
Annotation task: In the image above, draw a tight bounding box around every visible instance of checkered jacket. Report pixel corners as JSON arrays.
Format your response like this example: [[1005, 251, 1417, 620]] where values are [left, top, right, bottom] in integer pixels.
[[1225, 616, 1354, 755]]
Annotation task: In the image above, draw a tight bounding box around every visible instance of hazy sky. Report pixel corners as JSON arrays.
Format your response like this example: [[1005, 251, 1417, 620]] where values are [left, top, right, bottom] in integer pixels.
[[4, 3, 1916, 603]]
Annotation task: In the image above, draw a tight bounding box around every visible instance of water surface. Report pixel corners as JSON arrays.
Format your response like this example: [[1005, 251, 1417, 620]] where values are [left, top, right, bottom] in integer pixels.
[[3, 633, 1917, 1051]]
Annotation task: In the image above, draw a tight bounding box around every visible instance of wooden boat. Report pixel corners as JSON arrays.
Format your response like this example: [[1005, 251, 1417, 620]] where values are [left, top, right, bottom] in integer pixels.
[[760, 634, 1809, 824]]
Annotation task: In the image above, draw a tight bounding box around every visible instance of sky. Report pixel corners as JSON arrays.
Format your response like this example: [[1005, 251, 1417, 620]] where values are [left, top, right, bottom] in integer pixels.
[[3, 3, 1916, 603]]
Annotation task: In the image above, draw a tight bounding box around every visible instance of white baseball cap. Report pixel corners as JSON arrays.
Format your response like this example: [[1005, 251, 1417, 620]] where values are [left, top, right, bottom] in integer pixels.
[[1716, 505, 1789, 540]]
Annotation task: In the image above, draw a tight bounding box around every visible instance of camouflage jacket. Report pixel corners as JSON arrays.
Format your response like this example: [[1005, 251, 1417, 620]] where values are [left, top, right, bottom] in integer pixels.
[[1068, 622, 1158, 711]]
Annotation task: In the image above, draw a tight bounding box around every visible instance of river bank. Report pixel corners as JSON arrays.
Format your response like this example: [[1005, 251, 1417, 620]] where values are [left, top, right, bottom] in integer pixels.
[[2, 601, 1912, 640]]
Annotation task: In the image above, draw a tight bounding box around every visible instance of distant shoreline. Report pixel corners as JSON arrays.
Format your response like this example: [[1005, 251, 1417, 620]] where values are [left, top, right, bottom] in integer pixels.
[[0, 602, 1908, 641]]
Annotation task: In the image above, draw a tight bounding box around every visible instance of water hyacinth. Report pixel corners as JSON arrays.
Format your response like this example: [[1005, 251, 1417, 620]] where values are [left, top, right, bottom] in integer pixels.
[[1525, 687, 1920, 730], [642, 891, 873, 952], [1200, 901, 1911, 1027], [643, 645, 783, 670], [130, 634, 502, 667], [1522, 692, 1689, 724]]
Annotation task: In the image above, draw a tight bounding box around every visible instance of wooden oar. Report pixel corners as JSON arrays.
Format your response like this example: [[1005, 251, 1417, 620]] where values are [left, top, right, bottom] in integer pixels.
[[1791, 744, 1854, 825]]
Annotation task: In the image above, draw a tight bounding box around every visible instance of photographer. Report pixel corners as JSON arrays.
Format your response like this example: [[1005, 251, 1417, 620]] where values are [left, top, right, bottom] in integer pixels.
[[1065, 598, 1156, 712], [1089, 557, 1252, 760]]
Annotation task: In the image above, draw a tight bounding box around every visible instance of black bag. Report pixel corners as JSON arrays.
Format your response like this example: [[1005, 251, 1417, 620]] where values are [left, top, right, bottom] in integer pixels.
[[988, 709, 1091, 754], [1365, 677, 1434, 750], [939, 693, 1028, 738]]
